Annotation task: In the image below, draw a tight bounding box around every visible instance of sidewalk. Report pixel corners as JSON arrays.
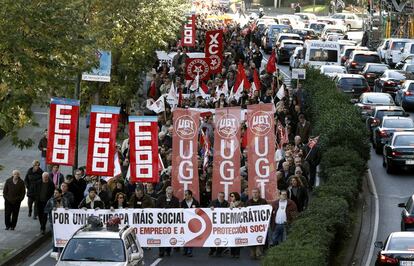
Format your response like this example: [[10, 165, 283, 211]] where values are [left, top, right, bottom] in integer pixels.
[[0, 105, 90, 265]]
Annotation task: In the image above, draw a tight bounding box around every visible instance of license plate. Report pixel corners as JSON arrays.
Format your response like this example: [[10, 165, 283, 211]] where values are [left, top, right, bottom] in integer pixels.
[[406, 160, 414, 165], [400, 261, 414, 266]]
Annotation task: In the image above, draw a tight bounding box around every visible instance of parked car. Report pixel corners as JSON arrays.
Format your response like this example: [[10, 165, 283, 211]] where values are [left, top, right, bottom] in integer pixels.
[[396, 55, 414, 70], [383, 132, 414, 173], [398, 194, 414, 231], [330, 13, 363, 31], [340, 46, 366, 65], [320, 65, 347, 78], [360, 63, 389, 88], [334, 74, 370, 99], [261, 24, 292, 53], [366, 105, 406, 137], [374, 232, 414, 265], [395, 80, 414, 109], [345, 51, 381, 74], [53, 222, 144, 265], [354, 92, 395, 118], [374, 70, 414, 97], [277, 39, 303, 63], [373, 116, 414, 154], [377, 38, 391, 62]]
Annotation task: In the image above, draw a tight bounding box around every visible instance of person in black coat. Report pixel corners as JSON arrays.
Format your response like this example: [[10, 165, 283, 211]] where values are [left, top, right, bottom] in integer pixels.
[[208, 192, 229, 257], [156, 186, 180, 257], [24, 160, 44, 219], [36, 172, 55, 234], [180, 190, 200, 257], [78, 187, 105, 210], [303, 136, 322, 190], [287, 176, 308, 212]]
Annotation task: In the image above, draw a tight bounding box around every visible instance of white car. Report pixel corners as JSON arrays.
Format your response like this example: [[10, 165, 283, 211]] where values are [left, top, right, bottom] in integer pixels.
[[385, 38, 414, 67], [275, 33, 302, 48], [321, 27, 345, 40], [330, 13, 363, 31], [338, 40, 358, 49], [276, 15, 305, 29], [320, 65, 347, 78], [377, 38, 390, 62], [295, 13, 317, 26], [308, 21, 327, 35], [289, 46, 304, 70], [53, 221, 144, 266]]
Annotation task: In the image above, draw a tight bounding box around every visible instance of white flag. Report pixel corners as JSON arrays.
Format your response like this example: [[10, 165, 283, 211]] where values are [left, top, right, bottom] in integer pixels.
[[233, 80, 244, 101], [166, 82, 178, 107], [103, 152, 122, 182], [189, 73, 199, 91], [276, 84, 286, 100], [147, 95, 165, 113]]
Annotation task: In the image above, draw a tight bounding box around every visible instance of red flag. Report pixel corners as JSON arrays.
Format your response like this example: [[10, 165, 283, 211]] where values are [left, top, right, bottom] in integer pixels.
[[252, 68, 261, 94], [233, 63, 251, 92], [148, 80, 157, 99], [266, 50, 277, 74], [47, 98, 80, 166], [247, 104, 277, 201], [128, 116, 159, 183], [212, 107, 242, 200], [86, 105, 120, 176]]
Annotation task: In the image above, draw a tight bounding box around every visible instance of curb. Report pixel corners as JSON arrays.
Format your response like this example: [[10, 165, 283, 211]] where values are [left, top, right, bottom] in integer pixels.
[[0, 231, 51, 266]]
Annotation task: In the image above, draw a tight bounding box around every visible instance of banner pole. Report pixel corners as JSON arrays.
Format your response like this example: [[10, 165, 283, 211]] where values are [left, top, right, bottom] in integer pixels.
[[73, 74, 81, 173]]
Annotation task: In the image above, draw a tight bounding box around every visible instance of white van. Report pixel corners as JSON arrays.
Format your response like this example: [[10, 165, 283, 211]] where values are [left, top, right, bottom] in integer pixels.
[[401, 42, 414, 61], [304, 40, 341, 68], [385, 38, 414, 67]]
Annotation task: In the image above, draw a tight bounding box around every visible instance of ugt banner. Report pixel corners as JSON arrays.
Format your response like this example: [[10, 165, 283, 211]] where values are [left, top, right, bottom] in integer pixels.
[[129, 116, 159, 183], [212, 107, 241, 200], [205, 29, 223, 74], [181, 14, 196, 47], [52, 206, 272, 248], [86, 105, 120, 176], [247, 104, 278, 201], [172, 108, 200, 201], [46, 98, 80, 166]]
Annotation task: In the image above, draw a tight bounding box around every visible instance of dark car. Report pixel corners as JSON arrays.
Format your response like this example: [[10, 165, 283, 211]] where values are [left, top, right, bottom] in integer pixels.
[[334, 74, 370, 99], [360, 63, 389, 88], [398, 195, 414, 231], [373, 116, 414, 154], [396, 80, 414, 109], [374, 232, 414, 265], [367, 105, 406, 137], [277, 40, 303, 63], [261, 24, 292, 53], [354, 92, 395, 118], [374, 70, 414, 97], [345, 51, 381, 74], [383, 132, 414, 173]]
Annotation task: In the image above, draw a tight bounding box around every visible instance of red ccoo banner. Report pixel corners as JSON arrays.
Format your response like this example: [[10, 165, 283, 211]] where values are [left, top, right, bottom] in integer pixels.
[[181, 14, 196, 47], [185, 58, 211, 81], [247, 104, 277, 201], [172, 108, 200, 201], [86, 105, 120, 176], [129, 116, 159, 183], [212, 107, 241, 201], [205, 29, 223, 74], [46, 98, 80, 166]]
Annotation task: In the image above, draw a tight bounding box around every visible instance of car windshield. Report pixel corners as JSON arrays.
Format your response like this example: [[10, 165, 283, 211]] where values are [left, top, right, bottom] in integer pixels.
[[309, 24, 325, 31], [388, 71, 408, 80], [363, 94, 393, 104], [391, 41, 407, 50], [61, 238, 125, 262], [354, 54, 381, 63], [323, 67, 345, 73], [383, 119, 413, 128], [279, 36, 301, 42], [405, 65, 414, 73], [270, 27, 289, 36], [283, 43, 302, 49], [309, 49, 338, 62], [377, 110, 405, 120], [394, 136, 414, 146], [332, 14, 346, 19], [367, 65, 388, 73], [341, 78, 367, 86], [344, 48, 356, 57]]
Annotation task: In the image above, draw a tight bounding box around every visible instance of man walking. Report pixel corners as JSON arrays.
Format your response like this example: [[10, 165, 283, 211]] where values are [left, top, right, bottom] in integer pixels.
[[36, 172, 55, 234], [3, 170, 25, 230], [24, 160, 43, 219], [270, 190, 298, 246], [246, 188, 268, 259]]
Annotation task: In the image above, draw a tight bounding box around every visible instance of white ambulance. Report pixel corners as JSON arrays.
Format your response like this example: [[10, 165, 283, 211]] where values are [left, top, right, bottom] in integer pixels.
[[303, 40, 341, 68]]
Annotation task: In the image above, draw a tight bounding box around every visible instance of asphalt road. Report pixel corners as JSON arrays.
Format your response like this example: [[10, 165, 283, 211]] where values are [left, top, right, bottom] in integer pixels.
[[368, 112, 414, 265]]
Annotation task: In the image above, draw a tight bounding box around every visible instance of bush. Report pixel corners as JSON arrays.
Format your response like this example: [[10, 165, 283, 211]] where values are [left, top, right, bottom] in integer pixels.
[[264, 68, 369, 265]]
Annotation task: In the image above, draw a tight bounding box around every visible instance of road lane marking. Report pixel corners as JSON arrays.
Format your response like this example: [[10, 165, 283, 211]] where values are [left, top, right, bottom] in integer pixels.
[[29, 249, 52, 266], [150, 258, 163, 266], [365, 169, 379, 266]]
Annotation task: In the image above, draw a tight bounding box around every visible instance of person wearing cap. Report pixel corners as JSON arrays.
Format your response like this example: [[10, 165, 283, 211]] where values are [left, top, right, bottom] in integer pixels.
[[128, 184, 155, 208], [78, 187, 105, 210]]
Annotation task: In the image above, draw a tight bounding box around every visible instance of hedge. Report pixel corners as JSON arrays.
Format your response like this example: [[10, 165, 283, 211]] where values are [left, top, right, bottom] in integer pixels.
[[263, 68, 370, 265]]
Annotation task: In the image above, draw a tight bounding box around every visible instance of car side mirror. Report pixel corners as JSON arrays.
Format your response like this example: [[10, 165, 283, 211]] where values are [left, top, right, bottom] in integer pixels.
[[50, 252, 59, 261], [374, 241, 384, 249], [398, 202, 406, 208], [130, 253, 142, 262]]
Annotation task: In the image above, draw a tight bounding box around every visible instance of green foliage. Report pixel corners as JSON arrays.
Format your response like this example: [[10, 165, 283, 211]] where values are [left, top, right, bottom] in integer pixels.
[[264, 69, 369, 265], [0, 0, 188, 147]]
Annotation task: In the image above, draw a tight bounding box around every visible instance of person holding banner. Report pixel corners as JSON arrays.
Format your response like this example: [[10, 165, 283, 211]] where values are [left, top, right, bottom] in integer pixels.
[[270, 190, 298, 246], [44, 188, 69, 251], [208, 192, 229, 257], [246, 189, 268, 260], [129, 185, 155, 209], [156, 186, 179, 257], [78, 187, 105, 210], [229, 192, 244, 259], [180, 190, 200, 257]]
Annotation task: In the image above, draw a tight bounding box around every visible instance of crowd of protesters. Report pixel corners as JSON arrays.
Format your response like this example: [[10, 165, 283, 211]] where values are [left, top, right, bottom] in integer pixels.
[[2, 4, 322, 260]]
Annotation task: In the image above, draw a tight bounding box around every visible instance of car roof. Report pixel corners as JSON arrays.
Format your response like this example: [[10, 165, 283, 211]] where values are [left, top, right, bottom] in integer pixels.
[[351, 51, 379, 55], [269, 24, 290, 28], [278, 33, 301, 37], [321, 65, 345, 69], [337, 74, 365, 78], [361, 92, 391, 98], [374, 106, 404, 111], [281, 39, 303, 44], [382, 116, 410, 121], [72, 225, 132, 239], [365, 63, 388, 67], [392, 132, 414, 138]]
